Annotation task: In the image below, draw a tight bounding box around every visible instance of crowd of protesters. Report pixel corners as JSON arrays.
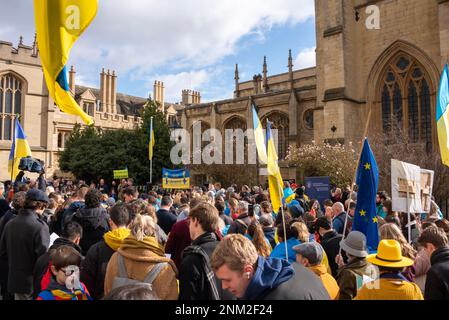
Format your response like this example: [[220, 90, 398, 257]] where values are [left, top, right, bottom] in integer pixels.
[[0, 174, 449, 301]]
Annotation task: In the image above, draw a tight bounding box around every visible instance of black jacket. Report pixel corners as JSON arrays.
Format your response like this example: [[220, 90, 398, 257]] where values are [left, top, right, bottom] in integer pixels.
[[80, 239, 115, 300], [0, 209, 49, 294], [264, 262, 330, 300], [156, 208, 177, 235], [425, 246, 449, 300], [0, 208, 18, 297], [227, 213, 252, 235], [0, 208, 17, 239], [72, 207, 110, 255], [0, 199, 10, 219], [178, 232, 233, 300], [33, 237, 82, 298], [320, 230, 343, 277]]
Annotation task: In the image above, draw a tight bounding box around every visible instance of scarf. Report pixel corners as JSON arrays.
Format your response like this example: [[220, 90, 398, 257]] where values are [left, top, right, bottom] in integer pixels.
[[104, 228, 131, 251], [121, 235, 165, 257]]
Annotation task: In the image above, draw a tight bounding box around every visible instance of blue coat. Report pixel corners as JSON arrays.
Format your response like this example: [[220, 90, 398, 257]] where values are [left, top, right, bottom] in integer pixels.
[[270, 238, 301, 263]]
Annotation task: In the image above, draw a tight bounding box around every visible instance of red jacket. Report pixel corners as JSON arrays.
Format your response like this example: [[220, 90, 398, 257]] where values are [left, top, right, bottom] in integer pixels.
[[165, 218, 191, 271]]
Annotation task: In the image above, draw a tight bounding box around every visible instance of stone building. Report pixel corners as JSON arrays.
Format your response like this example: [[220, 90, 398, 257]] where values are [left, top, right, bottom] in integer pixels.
[[178, 0, 449, 185], [0, 35, 178, 181]]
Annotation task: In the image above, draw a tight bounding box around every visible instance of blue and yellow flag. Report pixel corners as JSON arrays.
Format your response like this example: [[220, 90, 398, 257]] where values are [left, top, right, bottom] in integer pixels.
[[252, 103, 267, 165], [34, 0, 98, 125], [8, 118, 32, 180], [149, 121, 155, 160], [266, 120, 284, 214], [437, 64, 449, 166], [353, 138, 379, 252]]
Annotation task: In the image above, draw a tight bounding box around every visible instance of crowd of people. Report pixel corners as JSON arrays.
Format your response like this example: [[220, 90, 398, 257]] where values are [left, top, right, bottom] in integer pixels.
[[0, 176, 448, 300]]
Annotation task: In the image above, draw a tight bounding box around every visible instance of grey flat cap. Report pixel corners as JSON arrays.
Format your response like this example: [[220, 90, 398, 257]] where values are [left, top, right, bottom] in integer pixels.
[[292, 242, 324, 266]]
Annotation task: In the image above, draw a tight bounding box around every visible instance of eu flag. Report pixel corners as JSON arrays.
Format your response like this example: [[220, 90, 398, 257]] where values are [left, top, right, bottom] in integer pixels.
[[353, 138, 379, 252]]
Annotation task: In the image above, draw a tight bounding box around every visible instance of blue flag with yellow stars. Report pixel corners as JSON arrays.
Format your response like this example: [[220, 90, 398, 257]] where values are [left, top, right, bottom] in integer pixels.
[[353, 138, 379, 252]]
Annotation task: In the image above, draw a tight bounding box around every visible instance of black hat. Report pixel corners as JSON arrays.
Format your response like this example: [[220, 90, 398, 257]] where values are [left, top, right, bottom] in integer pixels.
[[26, 189, 49, 203], [314, 216, 332, 231], [295, 187, 304, 197]]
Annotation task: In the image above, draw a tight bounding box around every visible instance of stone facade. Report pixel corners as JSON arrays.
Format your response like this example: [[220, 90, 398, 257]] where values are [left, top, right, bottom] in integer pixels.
[[180, 0, 449, 185], [0, 37, 178, 181]]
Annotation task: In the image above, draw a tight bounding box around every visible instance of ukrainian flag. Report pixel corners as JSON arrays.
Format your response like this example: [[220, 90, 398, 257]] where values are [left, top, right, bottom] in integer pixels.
[[149, 121, 155, 160], [34, 0, 98, 125], [266, 120, 284, 214], [252, 103, 267, 165], [8, 118, 32, 180], [437, 64, 449, 166]]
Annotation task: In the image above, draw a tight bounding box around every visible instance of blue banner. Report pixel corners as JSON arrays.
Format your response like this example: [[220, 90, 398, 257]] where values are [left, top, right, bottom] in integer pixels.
[[305, 176, 331, 209], [162, 168, 190, 189]]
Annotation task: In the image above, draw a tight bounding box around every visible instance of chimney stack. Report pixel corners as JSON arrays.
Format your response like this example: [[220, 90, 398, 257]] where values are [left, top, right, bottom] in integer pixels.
[[69, 65, 76, 95], [105, 69, 111, 113], [153, 81, 165, 110], [111, 70, 117, 114], [100, 68, 107, 112]]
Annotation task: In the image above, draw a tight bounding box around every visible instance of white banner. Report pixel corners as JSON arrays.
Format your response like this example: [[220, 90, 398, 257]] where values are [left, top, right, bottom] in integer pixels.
[[420, 169, 434, 213], [391, 159, 423, 213]]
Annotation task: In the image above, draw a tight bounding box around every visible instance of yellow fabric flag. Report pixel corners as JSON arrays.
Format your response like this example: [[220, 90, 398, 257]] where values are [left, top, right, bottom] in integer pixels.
[[8, 118, 32, 180], [149, 130, 155, 160], [34, 0, 98, 125], [266, 121, 284, 214]]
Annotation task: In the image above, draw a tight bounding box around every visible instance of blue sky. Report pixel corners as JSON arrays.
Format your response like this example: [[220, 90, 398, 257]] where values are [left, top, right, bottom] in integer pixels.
[[0, 0, 317, 103]]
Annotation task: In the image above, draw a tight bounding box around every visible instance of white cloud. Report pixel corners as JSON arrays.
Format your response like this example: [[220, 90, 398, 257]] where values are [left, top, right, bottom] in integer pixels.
[[0, 0, 315, 99], [294, 46, 316, 69], [150, 69, 210, 103]]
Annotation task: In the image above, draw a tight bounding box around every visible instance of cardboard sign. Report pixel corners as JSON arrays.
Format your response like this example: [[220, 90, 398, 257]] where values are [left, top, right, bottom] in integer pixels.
[[391, 159, 422, 213], [113, 169, 129, 179]]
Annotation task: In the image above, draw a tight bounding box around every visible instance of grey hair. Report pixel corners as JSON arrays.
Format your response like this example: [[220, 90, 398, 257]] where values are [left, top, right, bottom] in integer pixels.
[[238, 201, 249, 213]]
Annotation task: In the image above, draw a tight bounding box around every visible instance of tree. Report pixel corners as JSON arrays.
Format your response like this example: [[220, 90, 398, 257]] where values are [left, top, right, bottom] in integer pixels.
[[59, 99, 175, 185], [369, 124, 449, 209], [286, 142, 358, 187]]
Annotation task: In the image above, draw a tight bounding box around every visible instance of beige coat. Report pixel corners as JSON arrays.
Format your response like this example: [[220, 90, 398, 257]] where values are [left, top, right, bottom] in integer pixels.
[[104, 237, 178, 300]]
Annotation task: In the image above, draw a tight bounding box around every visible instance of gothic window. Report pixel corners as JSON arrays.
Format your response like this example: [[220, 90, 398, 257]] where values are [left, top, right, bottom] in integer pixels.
[[223, 116, 247, 164], [262, 112, 289, 160], [0, 74, 23, 141], [379, 55, 433, 146], [304, 109, 314, 130]]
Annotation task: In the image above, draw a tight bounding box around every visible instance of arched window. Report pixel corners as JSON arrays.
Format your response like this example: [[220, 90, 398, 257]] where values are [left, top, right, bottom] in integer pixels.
[[190, 121, 210, 163], [223, 116, 247, 164], [379, 55, 433, 146], [262, 112, 289, 160], [0, 74, 23, 141]]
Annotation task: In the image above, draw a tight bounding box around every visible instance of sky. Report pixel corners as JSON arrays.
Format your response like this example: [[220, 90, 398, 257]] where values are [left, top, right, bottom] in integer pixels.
[[0, 0, 317, 103]]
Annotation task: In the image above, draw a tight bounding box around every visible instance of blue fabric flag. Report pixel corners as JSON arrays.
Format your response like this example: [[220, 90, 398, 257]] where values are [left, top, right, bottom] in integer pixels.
[[353, 139, 379, 252]]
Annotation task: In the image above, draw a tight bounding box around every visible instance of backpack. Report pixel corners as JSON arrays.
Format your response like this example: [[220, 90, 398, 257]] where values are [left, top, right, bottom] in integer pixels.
[[112, 253, 167, 291]]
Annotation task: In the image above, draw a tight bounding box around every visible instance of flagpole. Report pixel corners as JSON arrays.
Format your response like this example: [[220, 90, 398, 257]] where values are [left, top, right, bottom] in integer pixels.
[[150, 116, 153, 185], [10, 117, 17, 183], [340, 107, 373, 255], [406, 188, 411, 244]]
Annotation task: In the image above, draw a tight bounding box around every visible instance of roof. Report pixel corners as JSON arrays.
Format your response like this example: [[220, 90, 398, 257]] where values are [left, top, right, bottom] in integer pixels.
[[75, 85, 148, 116]]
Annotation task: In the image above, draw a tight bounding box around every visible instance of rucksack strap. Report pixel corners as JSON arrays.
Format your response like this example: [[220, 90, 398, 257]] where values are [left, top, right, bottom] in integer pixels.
[[143, 263, 168, 285], [117, 253, 128, 278]]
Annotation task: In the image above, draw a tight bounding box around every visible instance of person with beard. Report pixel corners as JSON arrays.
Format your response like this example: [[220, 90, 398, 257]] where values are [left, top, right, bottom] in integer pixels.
[[375, 191, 389, 219], [33, 221, 83, 298]]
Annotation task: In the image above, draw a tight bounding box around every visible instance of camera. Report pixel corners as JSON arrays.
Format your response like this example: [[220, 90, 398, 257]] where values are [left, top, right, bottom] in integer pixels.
[[18, 156, 45, 173]]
